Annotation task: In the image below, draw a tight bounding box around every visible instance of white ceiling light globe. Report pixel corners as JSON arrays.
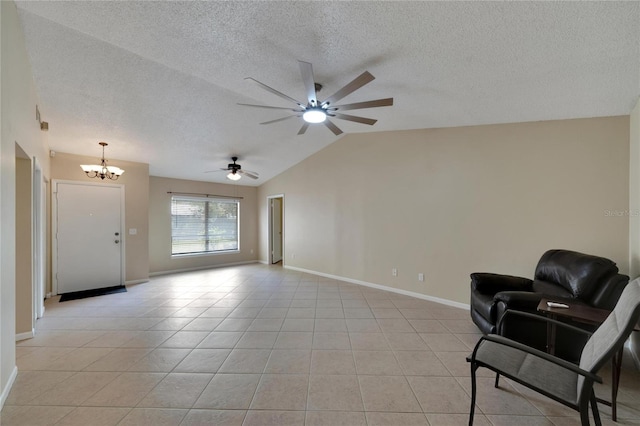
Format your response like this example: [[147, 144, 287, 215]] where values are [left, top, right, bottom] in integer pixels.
[[303, 108, 327, 123]]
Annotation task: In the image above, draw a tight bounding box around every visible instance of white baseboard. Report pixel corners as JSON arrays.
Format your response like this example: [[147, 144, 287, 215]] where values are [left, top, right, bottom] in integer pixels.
[[15, 329, 34, 342], [125, 279, 149, 286], [284, 265, 470, 311], [0, 366, 18, 410], [149, 260, 259, 277], [259, 260, 269, 265]]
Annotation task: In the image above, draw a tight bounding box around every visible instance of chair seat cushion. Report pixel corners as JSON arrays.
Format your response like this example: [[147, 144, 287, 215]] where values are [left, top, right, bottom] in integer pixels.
[[474, 338, 578, 405]]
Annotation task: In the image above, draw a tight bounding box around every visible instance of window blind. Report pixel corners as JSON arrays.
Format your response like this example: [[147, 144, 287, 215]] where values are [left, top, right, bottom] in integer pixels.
[[171, 196, 239, 255]]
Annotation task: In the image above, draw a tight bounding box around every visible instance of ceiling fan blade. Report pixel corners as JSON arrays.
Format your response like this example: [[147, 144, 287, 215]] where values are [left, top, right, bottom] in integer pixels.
[[332, 113, 377, 125], [333, 98, 394, 111], [299, 61, 317, 105], [260, 115, 297, 125], [245, 77, 304, 106], [324, 119, 343, 136], [238, 103, 302, 112], [322, 71, 375, 106], [298, 123, 309, 135], [238, 170, 259, 180]]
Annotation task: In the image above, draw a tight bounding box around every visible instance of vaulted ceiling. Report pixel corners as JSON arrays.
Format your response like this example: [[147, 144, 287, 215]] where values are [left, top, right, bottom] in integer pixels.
[[16, 1, 640, 186]]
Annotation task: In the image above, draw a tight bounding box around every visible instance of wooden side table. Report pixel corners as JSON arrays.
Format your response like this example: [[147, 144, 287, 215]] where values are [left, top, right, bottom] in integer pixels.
[[537, 298, 636, 422]]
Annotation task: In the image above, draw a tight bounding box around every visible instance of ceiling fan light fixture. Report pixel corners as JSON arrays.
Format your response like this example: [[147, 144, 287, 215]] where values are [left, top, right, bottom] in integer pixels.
[[303, 108, 327, 123], [227, 171, 241, 181]]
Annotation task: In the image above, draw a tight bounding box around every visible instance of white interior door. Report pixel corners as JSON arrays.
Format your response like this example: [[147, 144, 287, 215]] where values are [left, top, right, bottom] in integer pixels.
[[271, 197, 283, 263], [54, 181, 123, 294]]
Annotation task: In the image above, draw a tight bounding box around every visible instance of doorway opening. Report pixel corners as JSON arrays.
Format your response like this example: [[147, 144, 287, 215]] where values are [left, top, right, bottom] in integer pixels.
[[268, 194, 284, 265], [15, 144, 34, 340]]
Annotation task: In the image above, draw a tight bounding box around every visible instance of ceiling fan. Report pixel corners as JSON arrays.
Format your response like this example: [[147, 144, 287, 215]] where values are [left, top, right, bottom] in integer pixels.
[[239, 61, 393, 136], [206, 156, 259, 181]]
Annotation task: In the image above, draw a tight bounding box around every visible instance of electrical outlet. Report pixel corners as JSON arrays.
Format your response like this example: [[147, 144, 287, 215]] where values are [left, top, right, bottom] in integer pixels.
[[392, 268, 398, 277], [418, 273, 424, 282]]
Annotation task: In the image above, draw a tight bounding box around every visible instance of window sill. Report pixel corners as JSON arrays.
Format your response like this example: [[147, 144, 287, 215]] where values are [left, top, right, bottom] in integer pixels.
[[171, 250, 240, 259]]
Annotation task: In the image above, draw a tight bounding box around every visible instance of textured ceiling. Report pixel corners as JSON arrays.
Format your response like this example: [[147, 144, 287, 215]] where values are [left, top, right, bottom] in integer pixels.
[[15, 1, 640, 186]]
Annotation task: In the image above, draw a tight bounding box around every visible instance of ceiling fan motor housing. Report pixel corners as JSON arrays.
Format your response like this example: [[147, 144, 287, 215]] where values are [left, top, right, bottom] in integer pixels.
[[229, 156, 241, 171]]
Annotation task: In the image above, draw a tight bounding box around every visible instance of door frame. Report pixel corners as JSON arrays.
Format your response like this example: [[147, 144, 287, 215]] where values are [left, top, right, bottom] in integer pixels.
[[33, 157, 46, 319], [267, 194, 284, 265], [51, 179, 126, 295]]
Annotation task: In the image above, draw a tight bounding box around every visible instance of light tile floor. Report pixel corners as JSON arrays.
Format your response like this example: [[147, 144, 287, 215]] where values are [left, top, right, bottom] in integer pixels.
[[2, 264, 639, 425]]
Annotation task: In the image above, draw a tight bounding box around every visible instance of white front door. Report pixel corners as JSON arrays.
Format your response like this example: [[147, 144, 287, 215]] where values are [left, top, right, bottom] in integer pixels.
[[54, 181, 124, 294]]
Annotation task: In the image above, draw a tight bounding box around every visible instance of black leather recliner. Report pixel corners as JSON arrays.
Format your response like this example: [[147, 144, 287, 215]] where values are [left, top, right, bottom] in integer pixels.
[[470, 249, 629, 361]]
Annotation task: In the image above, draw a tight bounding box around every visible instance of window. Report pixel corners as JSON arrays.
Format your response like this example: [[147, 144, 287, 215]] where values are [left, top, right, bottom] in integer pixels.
[[171, 196, 239, 255]]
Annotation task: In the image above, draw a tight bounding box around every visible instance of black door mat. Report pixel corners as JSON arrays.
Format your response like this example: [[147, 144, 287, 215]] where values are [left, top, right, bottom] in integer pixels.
[[59, 285, 127, 302]]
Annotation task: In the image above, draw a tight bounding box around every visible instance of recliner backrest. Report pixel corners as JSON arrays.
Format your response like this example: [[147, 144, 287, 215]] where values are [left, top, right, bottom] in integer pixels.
[[534, 249, 618, 300]]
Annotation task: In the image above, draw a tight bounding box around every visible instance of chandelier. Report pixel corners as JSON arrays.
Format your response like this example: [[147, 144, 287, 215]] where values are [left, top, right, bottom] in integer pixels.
[[80, 142, 125, 180]]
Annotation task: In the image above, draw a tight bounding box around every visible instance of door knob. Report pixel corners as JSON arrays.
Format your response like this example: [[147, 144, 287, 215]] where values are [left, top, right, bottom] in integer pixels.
[[115, 232, 120, 236], [115, 240, 120, 244]]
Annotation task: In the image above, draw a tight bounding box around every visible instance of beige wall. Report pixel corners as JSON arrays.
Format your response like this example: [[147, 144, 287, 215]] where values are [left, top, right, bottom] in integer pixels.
[[258, 117, 630, 305], [51, 152, 149, 284], [149, 176, 258, 274], [630, 98, 640, 278], [1, 0, 51, 406]]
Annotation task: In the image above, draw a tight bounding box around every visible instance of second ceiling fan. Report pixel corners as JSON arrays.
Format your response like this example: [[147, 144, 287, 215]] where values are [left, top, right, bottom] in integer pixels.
[[239, 61, 393, 136]]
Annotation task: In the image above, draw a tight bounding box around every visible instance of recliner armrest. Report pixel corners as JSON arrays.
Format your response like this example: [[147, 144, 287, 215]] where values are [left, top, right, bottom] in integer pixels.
[[493, 291, 543, 310], [590, 273, 630, 310], [471, 273, 533, 294]]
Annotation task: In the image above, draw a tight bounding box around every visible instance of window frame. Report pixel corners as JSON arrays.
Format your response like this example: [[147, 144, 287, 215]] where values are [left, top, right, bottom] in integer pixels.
[[170, 195, 240, 257]]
